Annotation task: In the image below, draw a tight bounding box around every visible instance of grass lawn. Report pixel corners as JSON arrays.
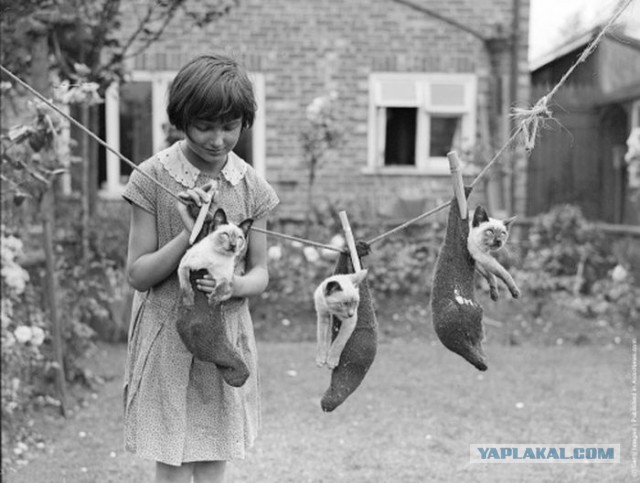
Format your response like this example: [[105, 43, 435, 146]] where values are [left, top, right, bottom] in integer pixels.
[[8, 339, 636, 483]]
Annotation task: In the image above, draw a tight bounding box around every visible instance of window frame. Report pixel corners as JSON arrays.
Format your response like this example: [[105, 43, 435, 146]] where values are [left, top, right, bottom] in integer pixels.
[[366, 72, 477, 176]]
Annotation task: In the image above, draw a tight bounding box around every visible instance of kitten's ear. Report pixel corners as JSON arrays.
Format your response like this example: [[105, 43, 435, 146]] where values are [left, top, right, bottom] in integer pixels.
[[324, 280, 342, 296], [238, 218, 254, 238], [472, 206, 489, 227], [350, 269, 368, 286], [212, 208, 228, 230], [503, 216, 517, 229]]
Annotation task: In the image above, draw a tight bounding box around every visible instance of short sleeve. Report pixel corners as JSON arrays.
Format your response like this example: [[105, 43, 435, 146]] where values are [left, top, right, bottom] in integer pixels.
[[122, 160, 158, 215], [248, 171, 279, 220]]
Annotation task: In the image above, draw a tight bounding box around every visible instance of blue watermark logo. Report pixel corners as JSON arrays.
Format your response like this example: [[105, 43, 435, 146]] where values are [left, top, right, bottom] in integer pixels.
[[469, 444, 620, 464]]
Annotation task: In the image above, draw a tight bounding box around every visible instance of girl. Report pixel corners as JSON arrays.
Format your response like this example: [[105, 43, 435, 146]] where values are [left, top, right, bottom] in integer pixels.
[[123, 54, 279, 483]]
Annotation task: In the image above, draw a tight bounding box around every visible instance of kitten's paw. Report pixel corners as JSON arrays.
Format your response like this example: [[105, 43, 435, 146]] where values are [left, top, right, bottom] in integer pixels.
[[510, 287, 521, 299], [490, 288, 499, 301], [210, 279, 232, 303], [315, 355, 326, 368], [326, 355, 340, 369]]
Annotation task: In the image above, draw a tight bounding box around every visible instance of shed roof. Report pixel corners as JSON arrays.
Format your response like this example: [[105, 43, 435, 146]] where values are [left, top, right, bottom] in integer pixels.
[[530, 27, 640, 72]]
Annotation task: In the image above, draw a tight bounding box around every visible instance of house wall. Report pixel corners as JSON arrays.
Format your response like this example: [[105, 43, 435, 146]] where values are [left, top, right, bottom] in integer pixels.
[[119, 0, 530, 221]]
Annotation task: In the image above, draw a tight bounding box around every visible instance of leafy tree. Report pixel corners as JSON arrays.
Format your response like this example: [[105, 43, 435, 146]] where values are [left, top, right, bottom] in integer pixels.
[[1, 0, 239, 88], [2, 0, 239, 257]]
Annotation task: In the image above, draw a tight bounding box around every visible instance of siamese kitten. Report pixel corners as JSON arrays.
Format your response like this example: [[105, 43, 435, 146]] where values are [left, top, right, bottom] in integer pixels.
[[467, 206, 520, 301], [315, 269, 368, 369], [178, 208, 253, 306]]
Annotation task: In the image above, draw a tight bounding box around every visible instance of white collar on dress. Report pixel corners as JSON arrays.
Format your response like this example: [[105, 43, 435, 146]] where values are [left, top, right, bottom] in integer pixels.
[[160, 142, 248, 188]]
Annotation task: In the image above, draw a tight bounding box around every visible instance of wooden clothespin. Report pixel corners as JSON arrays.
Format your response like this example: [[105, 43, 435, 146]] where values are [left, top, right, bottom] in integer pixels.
[[338, 210, 362, 273], [189, 192, 214, 245], [447, 151, 468, 220]]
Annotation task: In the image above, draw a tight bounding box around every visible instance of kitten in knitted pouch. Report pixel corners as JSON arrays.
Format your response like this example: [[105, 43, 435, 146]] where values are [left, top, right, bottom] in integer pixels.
[[178, 208, 253, 306], [467, 206, 520, 301], [315, 269, 368, 369]]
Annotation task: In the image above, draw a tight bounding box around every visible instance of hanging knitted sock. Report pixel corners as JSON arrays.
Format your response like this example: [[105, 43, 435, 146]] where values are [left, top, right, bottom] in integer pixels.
[[176, 268, 250, 387], [321, 241, 378, 412], [431, 188, 488, 371], [176, 207, 249, 387]]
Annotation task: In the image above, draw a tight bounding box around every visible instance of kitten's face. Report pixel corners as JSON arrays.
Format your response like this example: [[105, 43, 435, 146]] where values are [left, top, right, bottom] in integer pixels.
[[211, 226, 246, 256], [323, 270, 367, 319], [469, 206, 515, 252], [208, 208, 253, 256]]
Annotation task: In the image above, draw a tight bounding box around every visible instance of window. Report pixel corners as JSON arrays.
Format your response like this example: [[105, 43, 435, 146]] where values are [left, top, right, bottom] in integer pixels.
[[119, 81, 153, 177], [367, 73, 476, 175]]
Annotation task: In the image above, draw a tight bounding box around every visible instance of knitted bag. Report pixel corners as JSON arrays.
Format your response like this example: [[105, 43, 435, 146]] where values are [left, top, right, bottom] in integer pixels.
[[321, 241, 378, 412], [431, 188, 488, 371]]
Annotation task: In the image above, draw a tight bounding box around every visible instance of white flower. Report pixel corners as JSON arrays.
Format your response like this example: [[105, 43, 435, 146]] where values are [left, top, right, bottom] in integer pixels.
[[611, 265, 628, 283], [1, 263, 30, 294], [31, 327, 45, 347], [330, 234, 345, 249], [14, 326, 32, 344], [268, 245, 282, 261], [320, 234, 345, 259], [303, 246, 320, 263], [306, 96, 325, 122], [1, 236, 23, 264]]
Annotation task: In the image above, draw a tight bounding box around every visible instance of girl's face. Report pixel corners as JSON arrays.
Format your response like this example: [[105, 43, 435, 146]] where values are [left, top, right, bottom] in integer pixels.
[[184, 117, 243, 168]]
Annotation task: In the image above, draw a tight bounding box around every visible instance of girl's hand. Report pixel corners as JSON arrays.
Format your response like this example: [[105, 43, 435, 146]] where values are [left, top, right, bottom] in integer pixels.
[[176, 181, 215, 233], [196, 274, 235, 302], [195, 273, 217, 294]]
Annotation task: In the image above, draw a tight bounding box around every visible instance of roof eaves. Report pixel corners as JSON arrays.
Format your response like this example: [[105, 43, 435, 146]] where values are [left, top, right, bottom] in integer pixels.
[[529, 26, 640, 73]]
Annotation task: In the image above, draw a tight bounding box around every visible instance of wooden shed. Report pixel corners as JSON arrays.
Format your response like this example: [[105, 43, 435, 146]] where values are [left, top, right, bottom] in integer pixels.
[[528, 28, 640, 225]]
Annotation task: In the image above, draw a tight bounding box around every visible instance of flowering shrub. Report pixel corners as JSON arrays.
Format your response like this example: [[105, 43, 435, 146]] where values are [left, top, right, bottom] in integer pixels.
[[263, 219, 444, 306], [265, 241, 336, 305], [589, 267, 640, 328], [514, 205, 616, 295], [301, 92, 344, 234], [1, 229, 51, 460], [511, 205, 640, 329], [301, 91, 342, 186], [366, 227, 443, 297]]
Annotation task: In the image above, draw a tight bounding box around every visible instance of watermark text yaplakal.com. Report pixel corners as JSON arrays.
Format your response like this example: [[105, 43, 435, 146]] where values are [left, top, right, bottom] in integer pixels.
[[469, 444, 620, 464]]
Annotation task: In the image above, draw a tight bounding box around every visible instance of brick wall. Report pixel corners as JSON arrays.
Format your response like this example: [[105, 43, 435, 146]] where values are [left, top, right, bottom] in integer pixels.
[[120, 0, 530, 220]]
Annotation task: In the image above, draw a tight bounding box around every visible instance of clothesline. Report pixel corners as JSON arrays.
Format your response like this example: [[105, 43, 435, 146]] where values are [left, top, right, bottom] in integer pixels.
[[0, 0, 631, 252]]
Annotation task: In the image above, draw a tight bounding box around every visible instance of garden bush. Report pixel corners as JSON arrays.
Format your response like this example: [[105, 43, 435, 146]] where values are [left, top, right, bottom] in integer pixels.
[[1, 198, 130, 470], [513, 204, 638, 328], [515, 205, 617, 294]]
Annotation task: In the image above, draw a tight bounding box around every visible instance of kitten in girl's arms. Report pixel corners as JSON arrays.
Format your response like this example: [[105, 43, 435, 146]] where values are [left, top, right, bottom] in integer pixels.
[[315, 269, 368, 369], [178, 208, 253, 306], [467, 206, 520, 301]]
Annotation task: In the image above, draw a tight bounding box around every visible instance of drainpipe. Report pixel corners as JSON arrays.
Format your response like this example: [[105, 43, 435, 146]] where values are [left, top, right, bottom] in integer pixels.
[[510, 0, 521, 215]]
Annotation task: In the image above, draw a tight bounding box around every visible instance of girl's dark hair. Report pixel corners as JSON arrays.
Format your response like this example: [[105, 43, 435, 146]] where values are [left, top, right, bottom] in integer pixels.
[[167, 54, 256, 131]]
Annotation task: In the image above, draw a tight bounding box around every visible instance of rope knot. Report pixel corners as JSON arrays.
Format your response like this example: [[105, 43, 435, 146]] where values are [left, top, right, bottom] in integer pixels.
[[512, 95, 552, 153]]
